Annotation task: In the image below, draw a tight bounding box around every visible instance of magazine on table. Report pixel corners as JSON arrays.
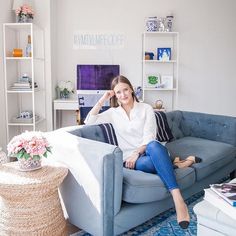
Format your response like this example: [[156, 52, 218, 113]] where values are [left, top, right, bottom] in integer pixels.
[[204, 188, 236, 220], [210, 183, 236, 207]]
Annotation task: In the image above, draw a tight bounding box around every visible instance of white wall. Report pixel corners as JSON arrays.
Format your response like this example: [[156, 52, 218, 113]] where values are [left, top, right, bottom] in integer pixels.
[[1, 0, 236, 148], [0, 0, 52, 151], [54, 0, 236, 125]]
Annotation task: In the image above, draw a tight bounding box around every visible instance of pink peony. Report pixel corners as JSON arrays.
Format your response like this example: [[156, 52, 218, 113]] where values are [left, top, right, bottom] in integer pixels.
[[7, 131, 51, 160], [15, 4, 34, 19]]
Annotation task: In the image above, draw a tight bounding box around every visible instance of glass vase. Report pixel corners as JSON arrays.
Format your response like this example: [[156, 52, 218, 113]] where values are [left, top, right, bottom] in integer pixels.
[[60, 91, 70, 99]]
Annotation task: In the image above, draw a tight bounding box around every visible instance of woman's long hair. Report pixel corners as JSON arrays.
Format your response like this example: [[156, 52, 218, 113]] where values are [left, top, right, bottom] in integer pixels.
[[110, 75, 139, 107]]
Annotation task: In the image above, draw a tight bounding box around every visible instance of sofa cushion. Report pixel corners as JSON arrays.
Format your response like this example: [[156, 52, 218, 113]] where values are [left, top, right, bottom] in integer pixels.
[[122, 167, 195, 203], [166, 136, 236, 181]]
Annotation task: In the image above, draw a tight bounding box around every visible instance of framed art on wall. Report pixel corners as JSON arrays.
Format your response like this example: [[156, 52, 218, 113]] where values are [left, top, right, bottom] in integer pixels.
[[145, 74, 161, 88], [161, 75, 173, 89], [157, 47, 171, 61]]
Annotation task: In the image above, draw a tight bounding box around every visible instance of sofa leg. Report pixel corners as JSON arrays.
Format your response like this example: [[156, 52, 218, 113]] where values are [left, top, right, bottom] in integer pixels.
[[230, 170, 236, 180]]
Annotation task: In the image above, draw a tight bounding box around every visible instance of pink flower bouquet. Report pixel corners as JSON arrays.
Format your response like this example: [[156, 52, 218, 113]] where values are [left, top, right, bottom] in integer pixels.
[[7, 131, 51, 160], [15, 4, 34, 22]]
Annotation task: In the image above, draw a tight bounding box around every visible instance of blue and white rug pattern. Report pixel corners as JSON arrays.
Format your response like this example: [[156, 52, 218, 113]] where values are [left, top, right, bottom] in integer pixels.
[[74, 191, 203, 236]]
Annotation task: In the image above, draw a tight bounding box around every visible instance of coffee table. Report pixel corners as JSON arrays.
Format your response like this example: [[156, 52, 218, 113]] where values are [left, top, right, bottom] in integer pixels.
[[193, 179, 236, 236]]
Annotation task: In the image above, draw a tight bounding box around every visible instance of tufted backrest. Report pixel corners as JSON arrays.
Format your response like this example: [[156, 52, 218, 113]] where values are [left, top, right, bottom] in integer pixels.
[[166, 110, 236, 146], [69, 110, 236, 147], [68, 125, 106, 143], [165, 110, 184, 140], [180, 111, 236, 146]]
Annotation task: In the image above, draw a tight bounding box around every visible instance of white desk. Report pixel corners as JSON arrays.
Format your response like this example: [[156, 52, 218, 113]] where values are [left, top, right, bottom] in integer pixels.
[[53, 99, 79, 129]]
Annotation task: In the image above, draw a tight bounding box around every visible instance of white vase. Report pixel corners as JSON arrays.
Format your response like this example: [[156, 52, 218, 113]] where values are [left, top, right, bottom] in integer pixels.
[[17, 157, 42, 171], [16, 15, 32, 23]]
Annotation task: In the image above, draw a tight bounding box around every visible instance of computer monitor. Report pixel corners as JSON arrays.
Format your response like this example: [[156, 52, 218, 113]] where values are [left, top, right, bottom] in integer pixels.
[[77, 64, 120, 94]]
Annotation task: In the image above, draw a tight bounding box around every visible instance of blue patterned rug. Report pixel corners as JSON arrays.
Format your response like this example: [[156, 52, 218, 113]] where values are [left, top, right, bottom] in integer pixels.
[[72, 191, 203, 236]]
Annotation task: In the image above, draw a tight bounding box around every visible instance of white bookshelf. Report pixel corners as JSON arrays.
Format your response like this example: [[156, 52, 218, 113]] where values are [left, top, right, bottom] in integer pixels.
[[142, 31, 179, 111], [3, 23, 46, 142]]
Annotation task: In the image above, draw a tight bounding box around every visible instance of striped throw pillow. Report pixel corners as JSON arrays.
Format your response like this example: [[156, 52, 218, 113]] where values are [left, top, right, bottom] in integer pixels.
[[154, 111, 174, 142], [98, 123, 118, 146]]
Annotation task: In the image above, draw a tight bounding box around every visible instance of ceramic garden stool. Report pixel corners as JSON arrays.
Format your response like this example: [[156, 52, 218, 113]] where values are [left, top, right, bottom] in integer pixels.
[[0, 162, 68, 235]]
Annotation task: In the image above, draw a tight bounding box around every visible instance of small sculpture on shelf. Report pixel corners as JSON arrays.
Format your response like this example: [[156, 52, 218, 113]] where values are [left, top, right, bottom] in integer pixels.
[[158, 17, 166, 32], [134, 86, 143, 100], [146, 16, 158, 32], [154, 99, 166, 112], [165, 13, 174, 32]]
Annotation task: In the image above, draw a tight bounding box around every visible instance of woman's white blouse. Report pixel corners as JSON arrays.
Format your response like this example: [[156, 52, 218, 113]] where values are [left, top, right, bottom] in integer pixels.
[[84, 101, 157, 161]]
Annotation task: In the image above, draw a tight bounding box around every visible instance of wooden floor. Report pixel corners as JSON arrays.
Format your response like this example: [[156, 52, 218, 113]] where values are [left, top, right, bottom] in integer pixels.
[[67, 220, 80, 234]]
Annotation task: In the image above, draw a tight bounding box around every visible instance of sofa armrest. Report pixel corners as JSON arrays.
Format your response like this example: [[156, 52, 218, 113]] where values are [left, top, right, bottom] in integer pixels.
[[45, 129, 123, 235]]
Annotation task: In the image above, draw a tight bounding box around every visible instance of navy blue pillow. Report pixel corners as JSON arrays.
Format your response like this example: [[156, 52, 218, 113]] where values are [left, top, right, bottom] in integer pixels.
[[98, 123, 118, 146], [98, 112, 173, 146], [154, 111, 173, 142]]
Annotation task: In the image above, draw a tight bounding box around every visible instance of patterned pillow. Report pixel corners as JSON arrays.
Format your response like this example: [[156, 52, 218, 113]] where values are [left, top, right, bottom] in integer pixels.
[[154, 111, 174, 142], [98, 123, 118, 146]]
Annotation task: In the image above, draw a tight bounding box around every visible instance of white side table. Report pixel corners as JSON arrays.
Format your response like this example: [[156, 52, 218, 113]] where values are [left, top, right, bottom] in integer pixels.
[[0, 163, 68, 235], [194, 179, 236, 236], [53, 99, 79, 129]]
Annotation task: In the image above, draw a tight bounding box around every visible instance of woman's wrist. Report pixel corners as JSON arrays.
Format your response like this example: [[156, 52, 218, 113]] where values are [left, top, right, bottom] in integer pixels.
[[97, 100, 104, 107], [133, 150, 141, 157]]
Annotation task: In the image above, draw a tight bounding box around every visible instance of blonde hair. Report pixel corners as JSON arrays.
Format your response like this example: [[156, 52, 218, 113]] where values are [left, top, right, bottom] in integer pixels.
[[110, 75, 139, 107]]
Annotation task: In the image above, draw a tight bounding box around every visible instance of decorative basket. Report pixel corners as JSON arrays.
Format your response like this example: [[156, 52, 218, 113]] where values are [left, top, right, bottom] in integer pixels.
[[17, 157, 42, 171]]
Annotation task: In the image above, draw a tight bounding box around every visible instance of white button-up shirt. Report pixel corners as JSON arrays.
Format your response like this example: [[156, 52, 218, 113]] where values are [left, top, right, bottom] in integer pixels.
[[84, 101, 157, 160]]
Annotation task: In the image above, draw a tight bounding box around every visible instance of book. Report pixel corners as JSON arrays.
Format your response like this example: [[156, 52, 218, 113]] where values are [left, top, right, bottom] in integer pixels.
[[210, 183, 236, 206], [204, 188, 236, 220]]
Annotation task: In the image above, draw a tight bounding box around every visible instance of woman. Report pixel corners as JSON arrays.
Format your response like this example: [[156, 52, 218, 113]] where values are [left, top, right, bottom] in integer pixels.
[[85, 75, 190, 229]]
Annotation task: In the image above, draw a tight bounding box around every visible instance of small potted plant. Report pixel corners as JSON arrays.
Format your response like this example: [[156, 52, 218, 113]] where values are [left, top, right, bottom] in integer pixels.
[[15, 4, 34, 23], [7, 131, 51, 171], [57, 80, 74, 99]]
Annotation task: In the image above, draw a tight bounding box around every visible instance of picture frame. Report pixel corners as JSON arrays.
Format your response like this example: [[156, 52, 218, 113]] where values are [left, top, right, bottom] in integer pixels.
[[146, 74, 161, 88], [157, 47, 171, 61], [161, 75, 173, 89]]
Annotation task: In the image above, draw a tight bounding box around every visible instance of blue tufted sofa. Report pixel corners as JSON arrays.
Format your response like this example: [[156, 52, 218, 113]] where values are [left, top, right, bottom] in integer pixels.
[[46, 110, 236, 236]]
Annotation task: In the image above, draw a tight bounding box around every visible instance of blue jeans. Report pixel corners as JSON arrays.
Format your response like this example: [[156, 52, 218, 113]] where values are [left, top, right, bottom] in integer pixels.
[[135, 141, 179, 190]]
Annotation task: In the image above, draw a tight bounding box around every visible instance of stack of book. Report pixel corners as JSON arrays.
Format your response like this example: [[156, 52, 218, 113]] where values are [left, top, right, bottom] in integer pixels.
[[204, 182, 236, 220], [10, 82, 38, 91]]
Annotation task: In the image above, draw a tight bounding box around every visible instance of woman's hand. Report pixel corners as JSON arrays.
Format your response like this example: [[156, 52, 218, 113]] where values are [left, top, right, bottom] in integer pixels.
[[99, 90, 115, 104], [125, 152, 139, 169]]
